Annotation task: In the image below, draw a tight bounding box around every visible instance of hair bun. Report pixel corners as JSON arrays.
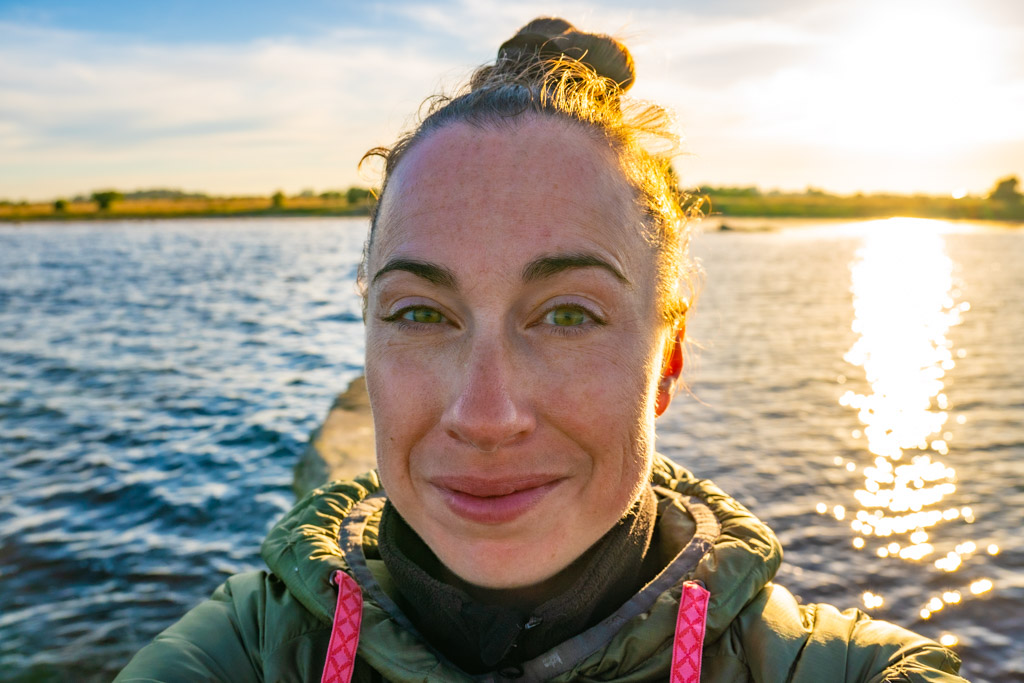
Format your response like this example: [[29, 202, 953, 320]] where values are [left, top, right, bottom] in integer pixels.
[[498, 17, 636, 91]]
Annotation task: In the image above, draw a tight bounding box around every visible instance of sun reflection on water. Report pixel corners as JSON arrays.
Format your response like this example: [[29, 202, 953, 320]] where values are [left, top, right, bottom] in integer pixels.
[[823, 218, 992, 642]]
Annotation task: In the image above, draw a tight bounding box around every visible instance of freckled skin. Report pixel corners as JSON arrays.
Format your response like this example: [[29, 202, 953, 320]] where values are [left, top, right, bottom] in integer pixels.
[[364, 116, 681, 591]]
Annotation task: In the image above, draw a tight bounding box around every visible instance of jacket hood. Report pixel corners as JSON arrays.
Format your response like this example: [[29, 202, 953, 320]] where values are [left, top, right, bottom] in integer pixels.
[[261, 454, 783, 681], [647, 455, 784, 645]]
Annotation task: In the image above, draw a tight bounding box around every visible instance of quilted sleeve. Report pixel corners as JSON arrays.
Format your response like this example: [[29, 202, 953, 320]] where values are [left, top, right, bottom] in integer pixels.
[[114, 572, 266, 683], [726, 583, 968, 683]]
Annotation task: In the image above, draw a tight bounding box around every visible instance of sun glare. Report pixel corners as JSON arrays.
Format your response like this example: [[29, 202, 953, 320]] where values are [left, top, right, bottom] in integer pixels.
[[838, 219, 979, 552], [834, 218, 993, 645], [840, 219, 964, 470], [794, 1, 997, 156]]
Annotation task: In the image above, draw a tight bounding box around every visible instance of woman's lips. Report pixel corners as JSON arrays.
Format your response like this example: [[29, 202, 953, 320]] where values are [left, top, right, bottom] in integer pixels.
[[431, 475, 565, 525]]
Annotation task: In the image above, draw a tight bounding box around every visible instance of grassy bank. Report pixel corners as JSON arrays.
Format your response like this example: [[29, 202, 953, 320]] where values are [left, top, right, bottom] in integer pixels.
[[3, 186, 1023, 223], [701, 190, 1024, 222], [0, 193, 373, 222]]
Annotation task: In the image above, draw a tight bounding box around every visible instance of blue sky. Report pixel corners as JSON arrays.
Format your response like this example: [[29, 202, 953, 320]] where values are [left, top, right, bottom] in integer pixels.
[[2, 0, 1023, 200], [0, 1, 405, 43]]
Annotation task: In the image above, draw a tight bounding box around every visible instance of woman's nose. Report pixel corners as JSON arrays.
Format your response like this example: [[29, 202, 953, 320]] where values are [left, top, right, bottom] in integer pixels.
[[440, 339, 535, 453]]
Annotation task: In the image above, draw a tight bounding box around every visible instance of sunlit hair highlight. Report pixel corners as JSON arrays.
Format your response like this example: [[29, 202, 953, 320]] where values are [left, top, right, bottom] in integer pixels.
[[359, 17, 702, 331]]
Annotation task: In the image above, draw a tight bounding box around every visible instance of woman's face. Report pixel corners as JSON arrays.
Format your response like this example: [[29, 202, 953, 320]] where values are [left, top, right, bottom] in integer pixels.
[[364, 116, 679, 590]]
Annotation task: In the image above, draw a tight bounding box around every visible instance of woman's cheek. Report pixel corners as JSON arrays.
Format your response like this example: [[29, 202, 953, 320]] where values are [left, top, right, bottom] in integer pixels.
[[367, 335, 444, 472]]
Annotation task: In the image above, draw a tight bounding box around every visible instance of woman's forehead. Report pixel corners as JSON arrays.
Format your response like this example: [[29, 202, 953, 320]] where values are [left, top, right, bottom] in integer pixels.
[[371, 118, 650, 275]]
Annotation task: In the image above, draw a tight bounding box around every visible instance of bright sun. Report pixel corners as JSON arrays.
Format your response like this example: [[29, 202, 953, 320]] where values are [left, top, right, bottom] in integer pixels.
[[740, 0, 1005, 160], [809, 1, 995, 155]]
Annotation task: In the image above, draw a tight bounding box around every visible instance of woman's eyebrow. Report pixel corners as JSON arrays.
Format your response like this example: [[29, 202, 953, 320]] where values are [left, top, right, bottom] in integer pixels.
[[372, 258, 458, 289], [521, 252, 630, 285]]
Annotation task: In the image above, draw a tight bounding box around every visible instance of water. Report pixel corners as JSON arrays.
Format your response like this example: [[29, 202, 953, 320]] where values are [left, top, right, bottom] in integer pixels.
[[0, 218, 368, 680], [1, 217, 1021, 682]]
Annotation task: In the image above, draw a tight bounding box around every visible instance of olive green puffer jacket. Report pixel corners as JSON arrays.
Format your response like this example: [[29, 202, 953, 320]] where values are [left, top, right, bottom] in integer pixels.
[[116, 455, 967, 682]]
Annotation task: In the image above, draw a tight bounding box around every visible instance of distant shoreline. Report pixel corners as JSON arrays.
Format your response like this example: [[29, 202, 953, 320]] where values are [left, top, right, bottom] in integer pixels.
[[0, 189, 376, 224], [0, 206, 373, 224], [2, 189, 1022, 224], [697, 190, 1024, 223], [0, 203, 372, 224]]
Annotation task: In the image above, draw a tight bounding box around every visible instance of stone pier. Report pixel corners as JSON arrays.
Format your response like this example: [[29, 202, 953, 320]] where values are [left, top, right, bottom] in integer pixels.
[[293, 376, 376, 499]]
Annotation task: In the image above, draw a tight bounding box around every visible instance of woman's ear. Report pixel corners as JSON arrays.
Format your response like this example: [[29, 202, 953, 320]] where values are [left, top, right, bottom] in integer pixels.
[[654, 328, 684, 417]]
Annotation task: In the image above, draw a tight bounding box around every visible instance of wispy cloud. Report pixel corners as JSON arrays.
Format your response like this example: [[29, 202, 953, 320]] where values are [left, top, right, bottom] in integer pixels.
[[0, 20, 458, 198], [1, 0, 1022, 199]]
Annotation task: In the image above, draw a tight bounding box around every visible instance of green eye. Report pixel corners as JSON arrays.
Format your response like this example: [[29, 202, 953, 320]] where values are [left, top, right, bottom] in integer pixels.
[[402, 307, 445, 324], [545, 307, 588, 327]]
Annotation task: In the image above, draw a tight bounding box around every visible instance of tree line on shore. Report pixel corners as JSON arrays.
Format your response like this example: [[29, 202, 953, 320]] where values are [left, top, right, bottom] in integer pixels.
[[1, 176, 1021, 222], [0, 186, 377, 221], [693, 175, 1023, 222]]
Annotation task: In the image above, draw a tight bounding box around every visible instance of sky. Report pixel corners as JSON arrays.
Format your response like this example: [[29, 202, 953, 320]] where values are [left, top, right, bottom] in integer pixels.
[[2, 0, 1023, 200]]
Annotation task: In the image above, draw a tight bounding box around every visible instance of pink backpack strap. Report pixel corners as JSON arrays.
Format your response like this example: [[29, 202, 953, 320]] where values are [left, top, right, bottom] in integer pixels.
[[321, 570, 363, 683], [319, 569, 707, 683], [670, 580, 710, 683]]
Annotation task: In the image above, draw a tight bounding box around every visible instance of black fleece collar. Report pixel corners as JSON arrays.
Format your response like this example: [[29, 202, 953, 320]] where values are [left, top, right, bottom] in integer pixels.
[[378, 487, 659, 675]]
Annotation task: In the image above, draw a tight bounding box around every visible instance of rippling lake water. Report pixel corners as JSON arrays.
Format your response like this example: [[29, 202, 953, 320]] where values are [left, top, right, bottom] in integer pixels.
[[1, 217, 1020, 682]]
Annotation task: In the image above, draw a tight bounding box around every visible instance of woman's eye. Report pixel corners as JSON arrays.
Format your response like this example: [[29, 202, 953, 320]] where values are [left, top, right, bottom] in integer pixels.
[[400, 307, 446, 324], [543, 306, 590, 327]]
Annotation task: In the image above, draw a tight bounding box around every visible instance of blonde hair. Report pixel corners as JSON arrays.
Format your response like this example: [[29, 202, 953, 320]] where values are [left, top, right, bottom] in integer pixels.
[[360, 17, 701, 329]]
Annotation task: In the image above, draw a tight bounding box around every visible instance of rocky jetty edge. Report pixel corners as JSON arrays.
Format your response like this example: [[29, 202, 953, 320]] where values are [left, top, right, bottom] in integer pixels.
[[293, 376, 376, 499]]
